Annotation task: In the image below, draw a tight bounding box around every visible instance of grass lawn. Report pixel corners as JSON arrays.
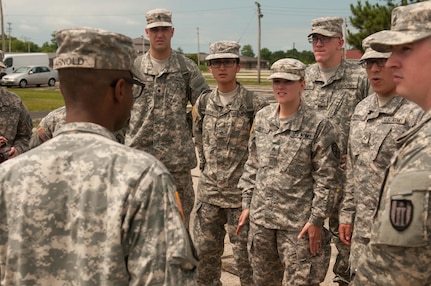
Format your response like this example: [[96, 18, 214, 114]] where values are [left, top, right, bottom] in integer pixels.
[[8, 69, 271, 112], [7, 87, 64, 112]]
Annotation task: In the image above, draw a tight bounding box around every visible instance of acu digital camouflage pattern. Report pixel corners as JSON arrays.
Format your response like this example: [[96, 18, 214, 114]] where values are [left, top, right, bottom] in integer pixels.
[[126, 50, 209, 173], [303, 58, 370, 283], [238, 101, 340, 285], [29, 106, 125, 149], [194, 84, 268, 208], [192, 84, 267, 286], [193, 203, 253, 286], [205, 40, 240, 60], [303, 59, 370, 156], [125, 50, 209, 229], [54, 28, 142, 79], [369, 1, 431, 53], [339, 94, 423, 272], [359, 35, 391, 62], [0, 122, 198, 285], [308, 17, 343, 37], [0, 87, 32, 155], [267, 58, 306, 81], [248, 222, 331, 286], [353, 111, 431, 285], [145, 8, 173, 29]]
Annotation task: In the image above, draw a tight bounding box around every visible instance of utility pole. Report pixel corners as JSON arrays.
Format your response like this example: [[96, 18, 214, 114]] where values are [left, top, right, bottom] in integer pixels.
[[343, 17, 347, 59], [0, 0, 5, 53], [22, 36, 30, 52], [255, 2, 263, 84], [7, 22, 11, 52], [196, 27, 200, 67]]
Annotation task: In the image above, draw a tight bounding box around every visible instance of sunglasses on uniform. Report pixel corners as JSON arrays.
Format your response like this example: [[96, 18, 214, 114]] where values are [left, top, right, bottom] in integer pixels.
[[208, 59, 237, 68], [308, 35, 341, 44], [360, 58, 387, 69]]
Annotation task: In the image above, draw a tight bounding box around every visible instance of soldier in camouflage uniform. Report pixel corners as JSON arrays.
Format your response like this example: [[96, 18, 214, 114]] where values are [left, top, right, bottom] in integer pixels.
[[29, 106, 65, 148], [0, 54, 32, 160], [29, 106, 125, 148], [338, 37, 423, 277], [0, 27, 197, 285], [352, 2, 431, 285], [302, 16, 370, 286], [237, 58, 340, 286], [126, 8, 210, 230], [192, 41, 268, 286]]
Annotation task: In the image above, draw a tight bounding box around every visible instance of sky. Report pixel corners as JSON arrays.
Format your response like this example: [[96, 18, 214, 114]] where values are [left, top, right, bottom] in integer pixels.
[[3, 0, 382, 54]]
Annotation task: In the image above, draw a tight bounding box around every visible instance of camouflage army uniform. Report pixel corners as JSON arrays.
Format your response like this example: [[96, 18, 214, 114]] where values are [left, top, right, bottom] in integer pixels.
[[0, 122, 198, 285], [238, 100, 339, 286], [193, 83, 268, 286], [352, 111, 431, 285], [29, 106, 125, 149], [339, 94, 423, 272], [0, 88, 32, 154], [303, 59, 370, 282], [125, 51, 209, 229]]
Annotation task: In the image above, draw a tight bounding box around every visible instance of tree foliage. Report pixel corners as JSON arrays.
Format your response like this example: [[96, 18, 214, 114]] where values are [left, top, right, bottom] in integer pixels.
[[260, 48, 315, 65], [0, 32, 57, 53], [241, 44, 255, 57], [347, 0, 426, 50]]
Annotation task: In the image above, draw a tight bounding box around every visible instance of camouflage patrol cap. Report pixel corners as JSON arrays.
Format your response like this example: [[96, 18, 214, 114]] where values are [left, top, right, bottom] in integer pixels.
[[53, 27, 142, 79], [268, 58, 306, 81], [359, 35, 391, 62], [369, 2, 431, 53], [308, 17, 343, 37], [205, 41, 240, 60], [146, 8, 173, 29]]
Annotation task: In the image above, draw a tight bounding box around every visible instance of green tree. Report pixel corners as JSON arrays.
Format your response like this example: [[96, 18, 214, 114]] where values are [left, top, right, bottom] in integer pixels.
[[271, 50, 287, 63], [40, 32, 58, 52], [260, 48, 272, 62], [348, 0, 425, 50], [241, 44, 255, 57]]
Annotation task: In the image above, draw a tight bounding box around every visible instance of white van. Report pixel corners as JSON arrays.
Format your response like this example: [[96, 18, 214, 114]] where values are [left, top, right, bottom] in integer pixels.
[[2, 53, 49, 76]]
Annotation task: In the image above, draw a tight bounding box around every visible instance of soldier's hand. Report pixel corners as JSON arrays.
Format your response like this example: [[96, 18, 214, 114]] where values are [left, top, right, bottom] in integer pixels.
[[235, 209, 250, 235], [339, 224, 352, 246], [298, 222, 322, 256], [0, 136, 7, 145]]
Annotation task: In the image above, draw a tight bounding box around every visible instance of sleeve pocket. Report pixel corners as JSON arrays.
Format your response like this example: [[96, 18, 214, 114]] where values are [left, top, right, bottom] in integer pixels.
[[373, 171, 430, 247]]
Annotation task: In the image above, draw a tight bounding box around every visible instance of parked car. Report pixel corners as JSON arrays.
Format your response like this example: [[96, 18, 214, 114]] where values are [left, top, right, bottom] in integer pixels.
[[0, 65, 58, 88]]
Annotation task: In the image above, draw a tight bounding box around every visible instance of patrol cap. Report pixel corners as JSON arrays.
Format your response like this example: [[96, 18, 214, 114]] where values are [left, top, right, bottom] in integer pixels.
[[359, 35, 391, 62], [268, 58, 306, 81], [205, 41, 240, 61], [53, 27, 142, 80], [308, 17, 343, 37], [369, 2, 431, 53], [146, 8, 173, 29]]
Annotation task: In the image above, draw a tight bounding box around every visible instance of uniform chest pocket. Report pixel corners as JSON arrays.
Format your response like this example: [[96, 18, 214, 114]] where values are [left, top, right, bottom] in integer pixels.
[[373, 171, 430, 247], [280, 131, 312, 173], [368, 125, 392, 161]]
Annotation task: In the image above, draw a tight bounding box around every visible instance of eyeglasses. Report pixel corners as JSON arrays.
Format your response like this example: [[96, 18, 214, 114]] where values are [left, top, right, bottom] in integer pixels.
[[110, 77, 146, 99], [360, 58, 387, 69], [308, 35, 340, 44], [148, 27, 172, 33], [209, 59, 237, 68]]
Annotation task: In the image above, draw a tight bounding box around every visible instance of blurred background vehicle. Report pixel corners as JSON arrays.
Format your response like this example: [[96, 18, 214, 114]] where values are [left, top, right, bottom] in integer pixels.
[[0, 65, 58, 88]]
